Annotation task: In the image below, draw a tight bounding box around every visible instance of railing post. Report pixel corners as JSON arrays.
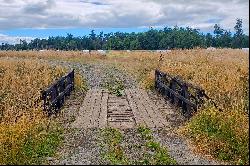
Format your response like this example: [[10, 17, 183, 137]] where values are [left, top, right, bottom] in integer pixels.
[[170, 79, 176, 104], [162, 74, 168, 97], [41, 90, 47, 111], [155, 70, 158, 90], [56, 85, 60, 110], [182, 84, 190, 115], [58, 79, 64, 111], [72, 69, 75, 90], [196, 90, 204, 107]]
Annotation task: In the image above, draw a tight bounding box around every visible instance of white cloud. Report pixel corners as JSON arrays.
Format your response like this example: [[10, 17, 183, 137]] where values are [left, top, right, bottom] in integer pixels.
[[0, 0, 248, 33], [0, 34, 34, 44]]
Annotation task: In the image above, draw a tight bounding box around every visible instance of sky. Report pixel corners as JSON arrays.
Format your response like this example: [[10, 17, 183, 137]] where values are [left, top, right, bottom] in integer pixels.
[[0, 0, 249, 44]]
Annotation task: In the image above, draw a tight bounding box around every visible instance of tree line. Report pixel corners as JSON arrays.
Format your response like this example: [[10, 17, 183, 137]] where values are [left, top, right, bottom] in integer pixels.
[[0, 19, 248, 51]]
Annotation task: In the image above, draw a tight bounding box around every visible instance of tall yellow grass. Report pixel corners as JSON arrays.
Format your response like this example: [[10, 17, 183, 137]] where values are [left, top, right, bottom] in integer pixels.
[[0, 58, 66, 164], [0, 50, 104, 62], [0, 58, 66, 122]]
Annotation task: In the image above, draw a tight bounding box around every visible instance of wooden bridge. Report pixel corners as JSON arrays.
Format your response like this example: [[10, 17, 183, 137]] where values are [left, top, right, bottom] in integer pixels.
[[71, 88, 172, 129], [41, 70, 216, 129]]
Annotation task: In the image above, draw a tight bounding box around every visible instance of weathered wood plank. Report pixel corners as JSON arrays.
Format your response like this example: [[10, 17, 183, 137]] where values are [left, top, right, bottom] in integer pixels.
[[107, 90, 135, 128], [99, 90, 108, 128], [139, 90, 168, 128], [83, 89, 96, 128], [130, 88, 154, 127], [71, 89, 93, 128], [158, 81, 197, 108], [119, 121, 134, 129], [125, 89, 145, 127], [92, 89, 102, 128], [73, 86, 179, 129], [136, 89, 162, 128], [89, 89, 100, 128]]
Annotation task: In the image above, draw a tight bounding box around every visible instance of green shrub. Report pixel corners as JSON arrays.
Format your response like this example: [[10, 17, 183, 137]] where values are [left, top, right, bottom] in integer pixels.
[[182, 106, 249, 165]]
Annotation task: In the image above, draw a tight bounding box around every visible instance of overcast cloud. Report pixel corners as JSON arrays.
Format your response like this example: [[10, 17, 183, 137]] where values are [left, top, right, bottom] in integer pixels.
[[0, 0, 249, 44]]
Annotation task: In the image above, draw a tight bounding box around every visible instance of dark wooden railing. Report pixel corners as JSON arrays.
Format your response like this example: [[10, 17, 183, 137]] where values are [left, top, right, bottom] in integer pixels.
[[41, 70, 74, 115], [155, 70, 208, 117]]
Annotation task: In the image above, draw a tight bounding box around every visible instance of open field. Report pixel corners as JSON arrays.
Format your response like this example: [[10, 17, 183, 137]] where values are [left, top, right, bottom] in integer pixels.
[[0, 49, 249, 165]]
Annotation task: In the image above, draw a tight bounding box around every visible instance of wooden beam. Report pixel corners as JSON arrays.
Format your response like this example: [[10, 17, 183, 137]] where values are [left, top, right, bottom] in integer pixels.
[[157, 81, 197, 109]]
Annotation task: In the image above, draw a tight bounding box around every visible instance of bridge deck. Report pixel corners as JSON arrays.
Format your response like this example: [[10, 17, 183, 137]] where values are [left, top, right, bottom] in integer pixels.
[[71, 88, 173, 129]]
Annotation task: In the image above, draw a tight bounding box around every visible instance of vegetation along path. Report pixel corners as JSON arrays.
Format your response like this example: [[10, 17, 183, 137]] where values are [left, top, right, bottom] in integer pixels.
[[10, 57, 223, 165]]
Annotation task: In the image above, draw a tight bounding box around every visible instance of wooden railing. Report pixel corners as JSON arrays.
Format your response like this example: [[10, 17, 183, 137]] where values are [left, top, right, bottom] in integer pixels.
[[155, 70, 208, 117], [41, 70, 74, 115]]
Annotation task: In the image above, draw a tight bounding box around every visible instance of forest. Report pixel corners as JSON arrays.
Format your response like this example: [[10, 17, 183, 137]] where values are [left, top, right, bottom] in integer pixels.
[[0, 19, 248, 50]]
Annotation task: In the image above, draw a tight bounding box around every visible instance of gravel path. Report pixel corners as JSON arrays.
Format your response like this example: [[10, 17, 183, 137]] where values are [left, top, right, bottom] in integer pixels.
[[47, 59, 222, 165], [1, 56, 223, 165], [43, 59, 138, 89]]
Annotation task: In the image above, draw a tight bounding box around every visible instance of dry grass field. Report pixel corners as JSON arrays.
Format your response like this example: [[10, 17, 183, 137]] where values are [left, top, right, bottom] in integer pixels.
[[0, 57, 85, 164], [0, 49, 249, 164]]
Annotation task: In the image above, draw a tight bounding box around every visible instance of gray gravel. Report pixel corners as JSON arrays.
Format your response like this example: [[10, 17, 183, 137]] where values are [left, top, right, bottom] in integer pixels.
[[152, 129, 223, 165], [47, 128, 105, 165], [43, 59, 138, 89]]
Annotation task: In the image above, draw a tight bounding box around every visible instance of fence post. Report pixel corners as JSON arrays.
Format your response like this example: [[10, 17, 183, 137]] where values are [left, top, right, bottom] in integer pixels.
[[196, 89, 204, 107], [170, 79, 177, 104], [41, 90, 47, 111], [59, 78, 65, 110], [162, 74, 169, 97], [155, 70, 158, 90], [72, 69, 75, 90], [182, 84, 190, 115], [55, 85, 60, 110]]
